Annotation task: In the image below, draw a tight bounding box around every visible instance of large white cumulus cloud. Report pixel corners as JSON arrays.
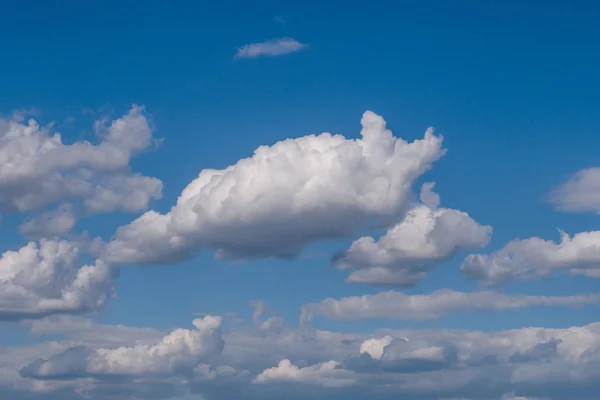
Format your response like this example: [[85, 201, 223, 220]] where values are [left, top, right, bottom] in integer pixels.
[[104, 111, 445, 264]]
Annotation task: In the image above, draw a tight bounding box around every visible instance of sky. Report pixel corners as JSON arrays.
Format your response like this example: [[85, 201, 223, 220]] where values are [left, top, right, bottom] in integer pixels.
[[1, 0, 600, 399]]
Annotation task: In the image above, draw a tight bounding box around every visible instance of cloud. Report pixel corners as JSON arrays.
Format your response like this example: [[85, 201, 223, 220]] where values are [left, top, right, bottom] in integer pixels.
[[2, 103, 599, 400], [0, 105, 162, 215], [253, 359, 356, 387], [19, 204, 76, 239], [461, 229, 600, 285], [335, 182, 491, 286], [301, 289, 600, 321], [103, 111, 445, 265], [0, 239, 116, 321], [21, 316, 224, 379], [359, 336, 394, 359], [548, 168, 600, 213], [28, 315, 164, 348], [8, 312, 600, 400], [235, 38, 307, 59], [9, 107, 40, 122]]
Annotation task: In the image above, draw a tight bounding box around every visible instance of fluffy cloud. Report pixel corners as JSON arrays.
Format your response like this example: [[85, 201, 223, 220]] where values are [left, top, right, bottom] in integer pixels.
[[235, 38, 307, 59], [104, 111, 445, 265], [21, 316, 224, 379], [219, 312, 600, 399], [0, 105, 162, 216], [461, 230, 600, 285], [0, 239, 116, 321], [253, 359, 356, 387], [335, 182, 491, 286], [359, 335, 394, 359], [19, 204, 76, 239], [301, 289, 600, 321], [548, 168, 600, 214]]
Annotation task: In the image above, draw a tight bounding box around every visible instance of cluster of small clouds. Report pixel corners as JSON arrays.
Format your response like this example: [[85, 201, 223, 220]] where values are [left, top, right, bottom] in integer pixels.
[[0, 106, 163, 325], [0, 105, 162, 226], [1, 106, 600, 400]]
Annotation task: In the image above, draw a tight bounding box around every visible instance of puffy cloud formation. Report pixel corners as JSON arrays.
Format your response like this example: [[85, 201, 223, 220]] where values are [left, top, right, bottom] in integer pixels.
[[461, 230, 600, 285], [548, 168, 600, 214], [7, 314, 600, 400], [104, 111, 444, 264], [235, 37, 308, 58], [253, 359, 355, 387], [21, 316, 224, 379], [0, 239, 115, 321], [0, 105, 162, 216], [301, 289, 600, 321], [359, 335, 394, 359], [335, 182, 491, 286]]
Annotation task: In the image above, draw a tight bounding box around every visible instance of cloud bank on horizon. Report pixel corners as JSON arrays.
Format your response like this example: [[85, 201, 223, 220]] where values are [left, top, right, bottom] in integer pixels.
[[1, 106, 599, 400]]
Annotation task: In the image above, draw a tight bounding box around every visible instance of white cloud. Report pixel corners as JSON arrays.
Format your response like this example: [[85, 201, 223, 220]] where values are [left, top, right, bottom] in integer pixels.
[[21, 316, 224, 379], [28, 315, 164, 348], [461, 229, 600, 285], [0, 105, 162, 215], [19, 204, 76, 239], [359, 336, 394, 359], [235, 38, 307, 59], [301, 289, 600, 321], [1, 102, 598, 400], [548, 168, 600, 213], [82, 173, 163, 214], [6, 312, 600, 400], [253, 359, 355, 387], [0, 239, 115, 321], [336, 182, 491, 286], [104, 111, 445, 265]]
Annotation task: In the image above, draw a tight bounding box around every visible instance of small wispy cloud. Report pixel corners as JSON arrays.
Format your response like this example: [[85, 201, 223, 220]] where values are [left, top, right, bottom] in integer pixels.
[[234, 37, 307, 59], [11, 107, 39, 122]]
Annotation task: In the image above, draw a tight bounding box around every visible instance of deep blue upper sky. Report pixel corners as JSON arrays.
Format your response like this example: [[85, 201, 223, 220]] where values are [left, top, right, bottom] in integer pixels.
[[2, 0, 600, 336]]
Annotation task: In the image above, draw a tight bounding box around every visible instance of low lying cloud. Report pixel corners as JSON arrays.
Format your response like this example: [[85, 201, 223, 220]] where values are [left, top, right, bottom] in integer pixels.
[[21, 316, 224, 379], [3, 305, 600, 400], [301, 289, 600, 321]]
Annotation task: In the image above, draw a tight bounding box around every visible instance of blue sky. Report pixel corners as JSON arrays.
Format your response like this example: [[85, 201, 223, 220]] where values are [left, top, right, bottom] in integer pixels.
[[1, 1, 600, 399]]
